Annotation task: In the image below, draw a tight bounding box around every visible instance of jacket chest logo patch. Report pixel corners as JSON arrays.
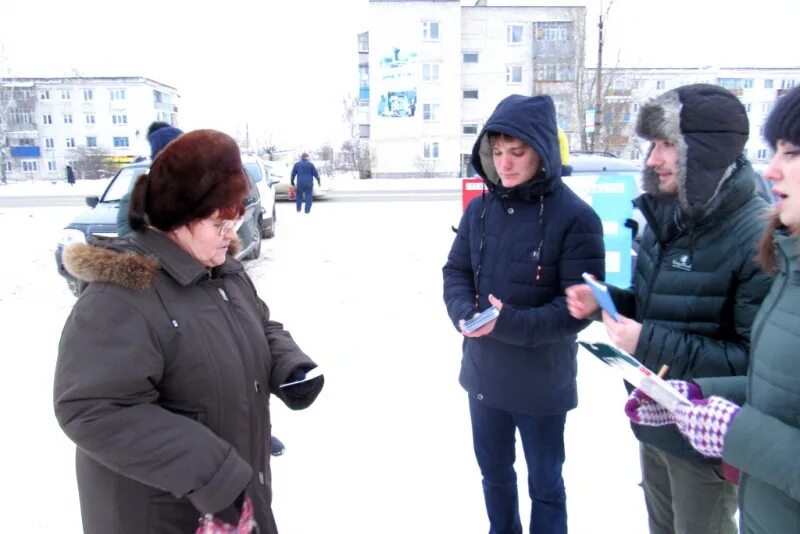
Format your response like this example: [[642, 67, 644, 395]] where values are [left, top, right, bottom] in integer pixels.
[[671, 255, 693, 271]]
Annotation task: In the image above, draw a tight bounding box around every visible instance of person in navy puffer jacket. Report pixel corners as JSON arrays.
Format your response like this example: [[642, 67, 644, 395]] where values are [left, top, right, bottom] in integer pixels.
[[290, 152, 320, 214], [443, 94, 605, 534]]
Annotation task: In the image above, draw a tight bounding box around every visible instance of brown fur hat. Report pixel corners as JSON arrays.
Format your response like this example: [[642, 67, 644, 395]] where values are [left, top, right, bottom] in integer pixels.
[[129, 129, 249, 232]]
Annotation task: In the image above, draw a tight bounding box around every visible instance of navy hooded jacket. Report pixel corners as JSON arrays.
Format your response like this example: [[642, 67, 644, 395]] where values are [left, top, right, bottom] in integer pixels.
[[442, 95, 605, 415]]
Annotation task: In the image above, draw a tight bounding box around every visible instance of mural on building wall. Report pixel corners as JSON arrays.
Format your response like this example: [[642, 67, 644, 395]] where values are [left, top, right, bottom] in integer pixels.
[[376, 47, 417, 118]]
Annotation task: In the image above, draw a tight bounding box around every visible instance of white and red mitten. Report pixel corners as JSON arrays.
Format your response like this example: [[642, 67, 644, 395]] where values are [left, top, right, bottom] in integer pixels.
[[196, 494, 255, 534], [673, 396, 741, 458], [624, 380, 703, 426]]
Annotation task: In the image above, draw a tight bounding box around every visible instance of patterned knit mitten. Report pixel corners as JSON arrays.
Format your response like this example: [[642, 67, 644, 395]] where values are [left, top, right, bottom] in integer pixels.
[[673, 396, 741, 458], [624, 380, 703, 425]]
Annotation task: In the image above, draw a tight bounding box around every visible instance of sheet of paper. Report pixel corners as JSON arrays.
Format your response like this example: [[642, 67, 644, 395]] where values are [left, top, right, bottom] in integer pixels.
[[578, 341, 692, 412]]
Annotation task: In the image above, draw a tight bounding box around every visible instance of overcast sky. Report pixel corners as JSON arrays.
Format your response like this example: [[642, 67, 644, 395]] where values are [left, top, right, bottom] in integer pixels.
[[1, 0, 798, 150]]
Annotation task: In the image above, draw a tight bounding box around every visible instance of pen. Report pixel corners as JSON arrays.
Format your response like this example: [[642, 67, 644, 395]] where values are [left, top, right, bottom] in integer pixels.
[[657, 364, 669, 378]]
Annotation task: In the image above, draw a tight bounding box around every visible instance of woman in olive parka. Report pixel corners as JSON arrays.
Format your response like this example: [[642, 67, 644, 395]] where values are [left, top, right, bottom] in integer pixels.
[[626, 85, 800, 534]]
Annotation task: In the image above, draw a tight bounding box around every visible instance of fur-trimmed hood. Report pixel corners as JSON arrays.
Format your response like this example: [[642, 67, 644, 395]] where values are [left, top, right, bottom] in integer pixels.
[[63, 232, 242, 292], [636, 84, 749, 218]]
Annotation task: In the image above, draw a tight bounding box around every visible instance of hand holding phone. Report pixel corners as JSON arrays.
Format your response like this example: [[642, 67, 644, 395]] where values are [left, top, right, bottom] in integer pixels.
[[462, 306, 500, 334]]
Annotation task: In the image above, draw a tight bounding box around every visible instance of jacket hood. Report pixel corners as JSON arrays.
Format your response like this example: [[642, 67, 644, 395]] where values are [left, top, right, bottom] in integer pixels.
[[63, 231, 242, 291], [471, 94, 562, 197], [636, 84, 749, 218]]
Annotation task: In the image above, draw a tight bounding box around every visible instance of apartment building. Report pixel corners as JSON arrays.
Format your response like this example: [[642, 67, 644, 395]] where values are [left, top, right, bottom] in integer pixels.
[[0, 76, 179, 181], [359, 0, 585, 178], [586, 66, 800, 161]]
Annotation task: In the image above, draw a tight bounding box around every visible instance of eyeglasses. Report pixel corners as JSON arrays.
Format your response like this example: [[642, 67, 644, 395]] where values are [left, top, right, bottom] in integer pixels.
[[214, 218, 244, 236]]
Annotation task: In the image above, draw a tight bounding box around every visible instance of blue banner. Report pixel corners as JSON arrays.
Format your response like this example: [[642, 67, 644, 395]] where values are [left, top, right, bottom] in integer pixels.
[[563, 173, 638, 288]]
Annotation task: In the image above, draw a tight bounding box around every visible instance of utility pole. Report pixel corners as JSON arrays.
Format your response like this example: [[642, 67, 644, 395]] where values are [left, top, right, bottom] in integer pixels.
[[590, 1, 612, 153]]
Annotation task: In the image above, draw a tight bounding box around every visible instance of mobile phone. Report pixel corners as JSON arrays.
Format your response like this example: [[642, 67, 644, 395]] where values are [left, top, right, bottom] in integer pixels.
[[463, 306, 500, 333]]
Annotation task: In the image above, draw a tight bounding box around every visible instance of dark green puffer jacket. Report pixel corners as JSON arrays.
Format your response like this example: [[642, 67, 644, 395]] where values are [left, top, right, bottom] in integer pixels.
[[610, 161, 772, 461], [697, 233, 800, 534]]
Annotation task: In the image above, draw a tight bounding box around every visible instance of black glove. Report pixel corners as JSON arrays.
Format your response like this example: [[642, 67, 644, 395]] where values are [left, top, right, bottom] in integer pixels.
[[282, 366, 319, 397], [215, 490, 245, 525]]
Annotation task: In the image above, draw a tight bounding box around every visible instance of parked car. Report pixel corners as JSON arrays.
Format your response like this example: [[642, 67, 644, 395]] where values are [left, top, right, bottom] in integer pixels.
[[272, 160, 331, 200], [55, 160, 265, 297], [241, 154, 279, 237]]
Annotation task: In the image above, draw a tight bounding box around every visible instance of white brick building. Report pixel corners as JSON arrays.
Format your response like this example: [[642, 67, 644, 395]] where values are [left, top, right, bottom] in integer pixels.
[[1, 76, 179, 181], [359, 0, 585, 178]]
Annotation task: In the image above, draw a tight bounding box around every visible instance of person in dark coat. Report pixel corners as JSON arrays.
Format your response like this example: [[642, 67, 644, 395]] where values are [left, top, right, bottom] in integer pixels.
[[566, 84, 773, 534], [290, 152, 320, 213], [443, 94, 605, 534], [116, 121, 183, 238], [625, 85, 800, 534], [55, 129, 324, 534], [65, 164, 76, 185]]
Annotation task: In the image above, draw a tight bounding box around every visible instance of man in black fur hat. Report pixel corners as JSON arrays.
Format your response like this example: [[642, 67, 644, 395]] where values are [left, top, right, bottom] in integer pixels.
[[567, 84, 773, 534]]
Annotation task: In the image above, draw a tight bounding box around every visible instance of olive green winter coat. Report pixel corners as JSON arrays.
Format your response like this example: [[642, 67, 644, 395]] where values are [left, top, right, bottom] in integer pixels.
[[54, 230, 323, 534], [697, 233, 800, 534]]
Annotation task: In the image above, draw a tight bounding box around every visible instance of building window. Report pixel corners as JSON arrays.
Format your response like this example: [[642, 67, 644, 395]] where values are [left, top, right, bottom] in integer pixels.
[[462, 124, 479, 135], [535, 64, 572, 81], [743, 79, 754, 88], [63, 113, 73, 124], [358, 32, 369, 53], [42, 114, 53, 125], [764, 79, 774, 89], [3, 161, 11, 172], [85, 113, 96, 125], [10, 110, 32, 124], [656, 80, 665, 90], [66, 137, 75, 148], [39, 90, 51, 100], [463, 89, 479, 99], [110, 89, 126, 100], [783, 79, 797, 89], [86, 136, 97, 148], [632, 102, 640, 112], [745, 103, 752, 112], [757, 148, 768, 159], [762, 102, 774, 114], [422, 20, 439, 41], [44, 137, 55, 149], [422, 63, 440, 82], [112, 114, 128, 125], [506, 24, 524, 44], [17, 138, 35, 146], [113, 136, 130, 148], [506, 65, 523, 84], [423, 141, 439, 159], [537, 21, 570, 41], [463, 52, 479, 63], [22, 160, 38, 172], [83, 89, 94, 101], [48, 161, 57, 171], [422, 103, 440, 121], [61, 89, 71, 99]]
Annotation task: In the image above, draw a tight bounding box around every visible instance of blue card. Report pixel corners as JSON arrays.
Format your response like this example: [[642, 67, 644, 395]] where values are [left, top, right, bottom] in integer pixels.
[[582, 273, 619, 322]]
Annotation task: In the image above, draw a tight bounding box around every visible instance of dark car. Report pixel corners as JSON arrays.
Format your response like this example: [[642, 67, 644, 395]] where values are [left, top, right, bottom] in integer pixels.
[[55, 161, 264, 296]]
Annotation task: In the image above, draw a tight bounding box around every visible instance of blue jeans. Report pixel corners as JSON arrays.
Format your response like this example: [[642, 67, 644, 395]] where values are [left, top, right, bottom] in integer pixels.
[[296, 184, 314, 213], [469, 396, 567, 534]]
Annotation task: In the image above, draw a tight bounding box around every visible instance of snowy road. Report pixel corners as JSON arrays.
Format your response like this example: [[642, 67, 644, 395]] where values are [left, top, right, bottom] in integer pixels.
[[0, 199, 647, 533]]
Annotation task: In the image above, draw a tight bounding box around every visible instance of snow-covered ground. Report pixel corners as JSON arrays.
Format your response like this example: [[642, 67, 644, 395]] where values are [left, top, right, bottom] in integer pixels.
[[0, 183, 648, 533]]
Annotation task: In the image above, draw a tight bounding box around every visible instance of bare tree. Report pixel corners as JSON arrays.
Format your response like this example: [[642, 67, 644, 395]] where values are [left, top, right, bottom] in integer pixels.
[[340, 95, 370, 177], [69, 147, 119, 180], [413, 155, 437, 178]]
